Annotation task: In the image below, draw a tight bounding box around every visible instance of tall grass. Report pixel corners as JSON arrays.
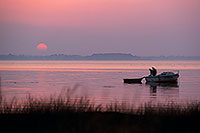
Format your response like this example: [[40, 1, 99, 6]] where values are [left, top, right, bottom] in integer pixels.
[[0, 92, 200, 116], [0, 89, 200, 133], [1, 82, 199, 132], [0, 78, 199, 115]]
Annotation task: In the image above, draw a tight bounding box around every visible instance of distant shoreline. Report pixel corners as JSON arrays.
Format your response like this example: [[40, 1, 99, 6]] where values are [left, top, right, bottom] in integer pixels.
[[0, 53, 200, 61]]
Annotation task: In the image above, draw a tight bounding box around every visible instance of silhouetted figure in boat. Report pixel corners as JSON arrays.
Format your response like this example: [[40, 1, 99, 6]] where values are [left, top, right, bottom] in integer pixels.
[[149, 67, 157, 76]]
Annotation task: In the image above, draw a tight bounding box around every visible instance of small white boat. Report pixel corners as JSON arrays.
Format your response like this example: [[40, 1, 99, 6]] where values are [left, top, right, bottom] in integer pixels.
[[145, 71, 179, 83]]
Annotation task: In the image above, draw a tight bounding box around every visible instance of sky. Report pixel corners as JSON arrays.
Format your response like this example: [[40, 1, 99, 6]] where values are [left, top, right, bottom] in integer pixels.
[[0, 0, 200, 56]]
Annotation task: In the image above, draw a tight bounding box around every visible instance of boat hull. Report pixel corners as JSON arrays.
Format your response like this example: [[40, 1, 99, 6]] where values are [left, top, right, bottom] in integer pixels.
[[145, 74, 179, 83], [123, 78, 143, 84], [146, 82, 179, 88]]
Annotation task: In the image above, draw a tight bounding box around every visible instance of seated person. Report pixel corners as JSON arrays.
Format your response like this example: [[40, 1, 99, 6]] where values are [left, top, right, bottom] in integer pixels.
[[152, 67, 157, 76], [149, 67, 157, 76]]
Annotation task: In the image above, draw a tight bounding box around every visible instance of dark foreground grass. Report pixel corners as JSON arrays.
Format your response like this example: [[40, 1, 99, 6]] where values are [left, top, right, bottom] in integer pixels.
[[0, 95, 200, 133]]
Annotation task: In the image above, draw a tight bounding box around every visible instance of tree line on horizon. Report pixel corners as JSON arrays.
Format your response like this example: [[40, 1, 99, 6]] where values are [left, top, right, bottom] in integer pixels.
[[0, 53, 199, 60]]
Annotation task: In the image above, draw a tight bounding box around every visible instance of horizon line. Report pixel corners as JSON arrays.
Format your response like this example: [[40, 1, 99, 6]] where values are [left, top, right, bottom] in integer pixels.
[[0, 53, 200, 57]]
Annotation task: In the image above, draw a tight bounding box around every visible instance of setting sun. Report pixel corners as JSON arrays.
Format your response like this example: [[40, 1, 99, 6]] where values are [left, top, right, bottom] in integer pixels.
[[37, 43, 48, 51]]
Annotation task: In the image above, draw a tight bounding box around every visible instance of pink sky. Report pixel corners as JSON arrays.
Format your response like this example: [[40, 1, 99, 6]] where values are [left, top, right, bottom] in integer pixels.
[[1, 0, 198, 28], [0, 0, 200, 56]]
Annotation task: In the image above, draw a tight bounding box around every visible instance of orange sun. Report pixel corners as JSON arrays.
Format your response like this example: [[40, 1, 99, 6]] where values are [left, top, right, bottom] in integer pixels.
[[37, 43, 48, 51]]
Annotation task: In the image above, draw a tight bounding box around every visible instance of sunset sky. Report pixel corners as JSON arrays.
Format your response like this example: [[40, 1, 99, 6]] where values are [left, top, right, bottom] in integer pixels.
[[0, 0, 200, 56]]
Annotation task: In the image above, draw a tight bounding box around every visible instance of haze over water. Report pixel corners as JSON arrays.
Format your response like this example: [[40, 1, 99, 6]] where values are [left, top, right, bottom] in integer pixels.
[[0, 60, 200, 106]]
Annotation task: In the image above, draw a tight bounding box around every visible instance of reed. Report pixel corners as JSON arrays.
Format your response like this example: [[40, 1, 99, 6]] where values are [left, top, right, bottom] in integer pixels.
[[0, 93, 200, 133], [0, 93, 200, 116]]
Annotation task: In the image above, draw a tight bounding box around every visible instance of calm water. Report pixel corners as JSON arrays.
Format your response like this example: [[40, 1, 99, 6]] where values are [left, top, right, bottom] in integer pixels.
[[0, 60, 200, 106]]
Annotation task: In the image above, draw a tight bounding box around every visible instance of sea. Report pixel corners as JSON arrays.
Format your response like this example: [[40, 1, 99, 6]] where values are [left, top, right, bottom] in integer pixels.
[[0, 60, 200, 106]]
